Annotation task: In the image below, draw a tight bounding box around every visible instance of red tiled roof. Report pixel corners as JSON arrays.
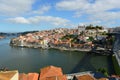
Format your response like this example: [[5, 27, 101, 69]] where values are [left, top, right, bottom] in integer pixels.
[[46, 75, 67, 80], [111, 75, 120, 79], [19, 73, 27, 80], [28, 73, 39, 80], [76, 74, 95, 80], [39, 66, 63, 80], [19, 73, 39, 80], [98, 78, 109, 80]]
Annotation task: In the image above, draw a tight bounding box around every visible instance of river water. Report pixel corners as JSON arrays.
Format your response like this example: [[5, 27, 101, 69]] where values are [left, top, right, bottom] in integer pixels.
[[0, 38, 114, 74]]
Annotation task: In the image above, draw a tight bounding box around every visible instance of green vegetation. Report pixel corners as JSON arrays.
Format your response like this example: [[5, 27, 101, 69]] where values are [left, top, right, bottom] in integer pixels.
[[61, 34, 78, 41], [87, 36, 94, 41], [97, 68, 109, 77], [101, 31, 107, 35], [20, 31, 39, 35], [112, 55, 120, 75], [85, 24, 103, 30], [61, 34, 75, 40], [61, 34, 83, 44]]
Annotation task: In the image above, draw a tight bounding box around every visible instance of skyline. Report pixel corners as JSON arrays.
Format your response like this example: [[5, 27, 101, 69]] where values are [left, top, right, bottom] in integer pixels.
[[0, 0, 120, 32]]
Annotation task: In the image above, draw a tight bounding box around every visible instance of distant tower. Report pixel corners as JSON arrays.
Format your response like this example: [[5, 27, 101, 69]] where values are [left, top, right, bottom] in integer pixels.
[[78, 25, 86, 35]]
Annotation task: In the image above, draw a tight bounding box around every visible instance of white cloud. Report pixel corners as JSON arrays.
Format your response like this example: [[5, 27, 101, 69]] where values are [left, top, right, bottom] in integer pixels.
[[56, 0, 120, 26], [7, 17, 30, 24], [56, 0, 87, 11], [0, 0, 51, 16], [91, 12, 120, 21], [6, 16, 70, 26], [0, 0, 34, 16], [29, 16, 70, 26], [56, 0, 120, 12], [78, 20, 101, 26], [31, 5, 51, 14]]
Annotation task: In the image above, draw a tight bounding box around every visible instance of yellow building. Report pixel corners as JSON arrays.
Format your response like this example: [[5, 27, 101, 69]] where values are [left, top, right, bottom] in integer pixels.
[[0, 70, 18, 80]]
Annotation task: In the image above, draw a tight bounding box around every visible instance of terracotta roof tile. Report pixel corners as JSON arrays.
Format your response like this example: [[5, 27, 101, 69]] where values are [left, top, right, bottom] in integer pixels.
[[46, 75, 67, 80], [98, 78, 109, 80], [76, 74, 96, 80], [19, 73, 27, 80], [19, 73, 39, 80], [39, 66, 63, 80], [28, 73, 39, 80]]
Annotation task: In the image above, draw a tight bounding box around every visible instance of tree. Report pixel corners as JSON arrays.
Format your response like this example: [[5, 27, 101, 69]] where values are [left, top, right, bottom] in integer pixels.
[[95, 26, 103, 30], [97, 68, 109, 77]]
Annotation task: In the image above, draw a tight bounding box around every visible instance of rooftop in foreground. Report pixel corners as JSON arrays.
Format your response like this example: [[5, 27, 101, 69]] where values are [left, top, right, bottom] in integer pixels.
[[0, 65, 119, 80]]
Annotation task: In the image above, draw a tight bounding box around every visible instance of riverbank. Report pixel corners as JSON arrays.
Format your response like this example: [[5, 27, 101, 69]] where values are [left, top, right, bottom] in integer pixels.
[[10, 43, 113, 56], [10, 42, 92, 52], [50, 46, 91, 52]]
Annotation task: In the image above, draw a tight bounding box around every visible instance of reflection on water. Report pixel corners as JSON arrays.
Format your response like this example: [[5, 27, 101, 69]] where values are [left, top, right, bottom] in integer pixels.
[[0, 38, 114, 74]]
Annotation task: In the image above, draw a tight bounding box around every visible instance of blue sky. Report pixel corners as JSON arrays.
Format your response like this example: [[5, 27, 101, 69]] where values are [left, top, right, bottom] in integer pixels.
[[0, 0, 120, 32]]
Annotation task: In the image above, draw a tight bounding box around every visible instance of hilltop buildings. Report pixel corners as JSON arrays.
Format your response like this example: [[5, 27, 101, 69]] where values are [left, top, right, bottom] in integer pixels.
[[10, 25, 109, 51]]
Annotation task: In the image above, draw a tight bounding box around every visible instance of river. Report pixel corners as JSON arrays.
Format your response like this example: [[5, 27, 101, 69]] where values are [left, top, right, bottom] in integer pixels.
[[0, 37, 114, 74]]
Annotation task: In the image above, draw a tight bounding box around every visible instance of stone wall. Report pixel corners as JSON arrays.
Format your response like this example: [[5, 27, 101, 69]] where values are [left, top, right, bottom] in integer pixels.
[[113, 33, 120, 66]]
